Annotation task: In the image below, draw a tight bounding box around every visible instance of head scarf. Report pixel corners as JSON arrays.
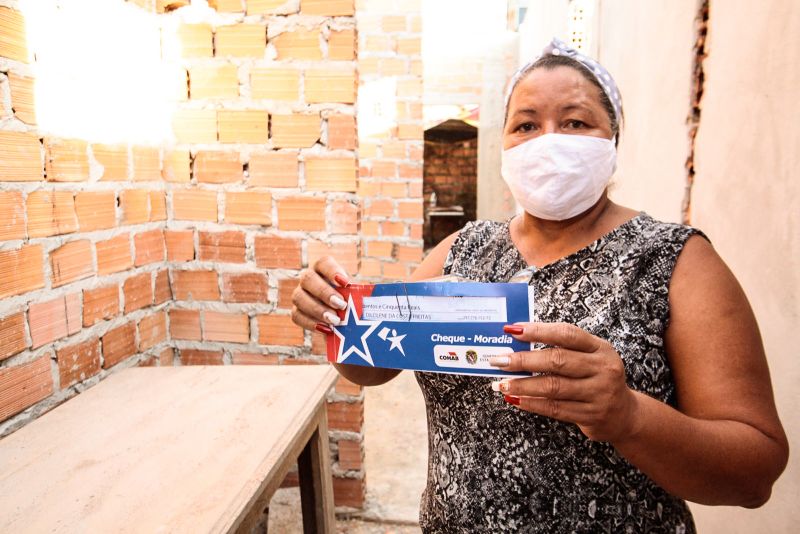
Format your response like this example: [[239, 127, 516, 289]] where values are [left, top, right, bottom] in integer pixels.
[[505, 37, 623, 126]]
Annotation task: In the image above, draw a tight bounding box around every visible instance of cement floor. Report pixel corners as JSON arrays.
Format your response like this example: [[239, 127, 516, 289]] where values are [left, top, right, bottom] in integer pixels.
[[267, 371, 428, 533]]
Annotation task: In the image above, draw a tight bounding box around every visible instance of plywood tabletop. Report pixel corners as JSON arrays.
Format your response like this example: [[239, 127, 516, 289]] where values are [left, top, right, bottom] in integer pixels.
[[0, 365, 339, 534]]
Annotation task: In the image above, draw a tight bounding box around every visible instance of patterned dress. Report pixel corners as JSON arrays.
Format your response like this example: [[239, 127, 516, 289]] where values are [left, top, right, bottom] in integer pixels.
[[415, 213, 704, 533]]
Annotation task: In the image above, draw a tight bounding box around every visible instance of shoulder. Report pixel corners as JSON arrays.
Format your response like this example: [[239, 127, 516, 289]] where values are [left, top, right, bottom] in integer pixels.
[[450, 219, 509, 252], [627, 213, 708, 250]]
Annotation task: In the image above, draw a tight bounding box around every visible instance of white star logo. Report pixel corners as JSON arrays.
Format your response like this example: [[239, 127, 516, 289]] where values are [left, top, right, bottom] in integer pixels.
[[334, 295, 381, 366], [378, 327, 407, 356]]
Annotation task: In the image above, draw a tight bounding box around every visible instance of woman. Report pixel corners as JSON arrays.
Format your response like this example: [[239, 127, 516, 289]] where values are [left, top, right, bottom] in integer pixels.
[[292, 39, 788, 533]]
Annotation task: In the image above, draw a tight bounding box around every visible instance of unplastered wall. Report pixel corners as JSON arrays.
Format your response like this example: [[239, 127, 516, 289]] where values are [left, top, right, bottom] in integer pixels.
[[0, 0, 421, 512]]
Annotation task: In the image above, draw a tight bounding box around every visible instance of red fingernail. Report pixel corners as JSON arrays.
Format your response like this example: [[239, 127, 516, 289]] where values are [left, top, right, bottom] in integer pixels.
[[315, 323, 333, 335], [503, 325, 524, 335], [504, 395, 521, 406], [334, 273, 350, 288]]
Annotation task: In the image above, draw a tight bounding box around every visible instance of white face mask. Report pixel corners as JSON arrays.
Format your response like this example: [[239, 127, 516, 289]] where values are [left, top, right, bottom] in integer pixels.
[[501, 133, 617, 221]]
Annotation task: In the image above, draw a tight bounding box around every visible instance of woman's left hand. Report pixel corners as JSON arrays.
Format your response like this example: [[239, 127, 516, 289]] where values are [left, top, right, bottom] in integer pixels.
[[490, 322, 641, 443]]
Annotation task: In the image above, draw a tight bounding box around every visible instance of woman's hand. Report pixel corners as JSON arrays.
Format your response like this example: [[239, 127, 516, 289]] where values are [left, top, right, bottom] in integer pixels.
[[490, 322, 641, 443], [291, 255, 350, 331]]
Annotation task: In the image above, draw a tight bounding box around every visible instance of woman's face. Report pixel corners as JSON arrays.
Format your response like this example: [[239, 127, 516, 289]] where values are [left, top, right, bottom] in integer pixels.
[[503, 66, 614, 150]]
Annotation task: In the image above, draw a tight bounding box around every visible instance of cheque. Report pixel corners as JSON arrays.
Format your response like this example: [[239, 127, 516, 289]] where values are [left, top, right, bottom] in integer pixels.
[[325, 282, 534, 377]]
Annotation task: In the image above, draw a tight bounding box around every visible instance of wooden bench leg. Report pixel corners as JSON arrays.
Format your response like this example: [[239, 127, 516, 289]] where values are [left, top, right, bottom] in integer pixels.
[[298, 409, 335, 534]]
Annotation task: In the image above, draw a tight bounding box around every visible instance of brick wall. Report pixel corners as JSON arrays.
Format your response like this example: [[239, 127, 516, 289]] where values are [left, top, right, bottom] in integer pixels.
[[0, 0, 422, 513]]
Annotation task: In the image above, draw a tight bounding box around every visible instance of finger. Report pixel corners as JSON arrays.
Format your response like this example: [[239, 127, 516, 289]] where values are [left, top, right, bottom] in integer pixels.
[[291, 307, 320, 331], [506, 322, 605, 353], [514, 396, 588, 423], [493, 375, 592, 401], [292, 286, 341, 326], [490, 347, 594, 377], [313, 255, 351, 288], [300, 268, 347, 311]]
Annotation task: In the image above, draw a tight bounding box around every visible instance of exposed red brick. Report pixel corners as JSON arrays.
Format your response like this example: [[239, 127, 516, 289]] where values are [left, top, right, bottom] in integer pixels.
[[330, 200, 359, 234], [123, 272, 153, 313], [175, 23, 213, 58], [198, 231, 246, 263], [172, 109, 217, 143], [75, 191, 116, 232], [254, 235, 302, 269], [328, 29, 356, 60], [180, 348, 223, 365], [165, 230, 195, 261], [150, 191, 167, 222], [0, 7, 29, 62], [327, 115, 356, 150], [172, 189, 218, 222], [138, 311, 167, 351], [333, 476, 365, 509], [171, 269, 219, 301], [327, 400, 364, 432], [270, 114, 320, 148], [154, 269, 171, 305], [96, 234, 132, 275], [162, 149, 190, 182], [0, 244, 44, 298], [307, 240, 358, 276], [224, 191, 271, 225], [26, 190, 78, 238], [222, 272, 268, 303], [93, 144, 128, 181], [335, 376, 362, 396], [102, 322, 136, 369], [120, 189, 150, 225], [256, 314, 303, 346], [194, 151, 243, 184], [28, 296, 68, 349], [83, 285, 120, 327], [250, 68, 299, 100], [188, 64, 239, 99], [217, 110, 268, 144], [277, 278, 299, 309], [168, 309, 201, 340], [248, 152, 298, 187], [0, 131, 41, 182], [51, 240, 94, 287], [277, 196, 325, 231], [231, 352, 279, 365], [271, 28, 321, 60], [305, 156, 357, 192], [337, 439, 363, 470], [57, 337, 101, 388], [131, 147, 161, 181], [203, 311, 249, 343], [0, 191, 25, 241], [310, 331, 326, 355], [0, 312, 27, 361], [215, 23, 266, 58], [301, 0, 354, 16], [44, 138, 88, 182], [134, 229, 166, 267], [0, 357, 53, 422]]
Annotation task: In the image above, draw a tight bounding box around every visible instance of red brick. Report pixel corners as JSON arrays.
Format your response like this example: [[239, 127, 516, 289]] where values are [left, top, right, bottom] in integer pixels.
[[175, 23, 213, 58], [0, 312, 27, 361], [254, 236, 302, 269], [330, 200, 359, 234], [28, 296, 68, 349], [102, 322, 136, 369], [169, 309, 201, 340], [93, 144, 128, 181], [305, 156, 357, 192], [271, 28, 321, 60], [120, 189, 150, 225], [218, 110, 268, 143], [366, 199, 392, 218], [250, 68, 299, 100], [382, 221, 405, 237], [138, 311, 167, 351], [222, 273, 268, 303], [203, 311, 249, 343], [333, 476, 365, 508], [277, 278, 299, 309], [123, 272, 153, 313], [172, 269, 219, 301], [231, 352, 279, 365], [271, 114, 320, 148], [96, 234, 132, 275], [327, 115, 356, 150], [382, 262, 407, 280], [410, 223, 422, 240], [215, 23, 266, 58], [165, 230, 195, 261], [277, 196, 325, 231], [131, 147, 160, 181], [51, 240, 94, 287], [75, 191, 116, 232], [310, 331, 326, 355], [150, 191, 167, 222], [365, 240, 392, 258], [180, 349, 224, 365], [305, 68, 356, 104], [44, 138, 88, 182], [64, 292, 80, 335], [337, 439, 362, 470], [188, 64, 239, 99], [26, 190, 78, 238], [172, 109, 217, 143], [162, 149, 190, 182], [308, 240, 358, 275], [398, 200, 423, 220], [224, 191, 271, 225], [0, 244, 44, 298], [0, 357, 53, 422], [157, 347, 174, 366], [0, 7, 29, 62], [359, 258, 381, 277], [328, 29, 355, 60], [134, 229, 166, 267], [172, 189, 218, 222], [83, 285, 119, 327], [198, 231, 246, 263], [154, 269, 171, 305], [57, 337, 101, 388], [396, 245, 423, 262], [0, 191, 26, 241], [0, 131, 41, 182], [194, 151, 243, 183], [257, 314, 303, 346], [327, 400, 363, 432], [248, 152, 298, 187], [335, 376, 362, 396], [301, 0, 353, 16]]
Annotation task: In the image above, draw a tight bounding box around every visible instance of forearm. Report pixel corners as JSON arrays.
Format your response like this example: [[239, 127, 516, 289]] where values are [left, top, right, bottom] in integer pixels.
[[332, 362, 401, 386], [612, 391, 788, 507]]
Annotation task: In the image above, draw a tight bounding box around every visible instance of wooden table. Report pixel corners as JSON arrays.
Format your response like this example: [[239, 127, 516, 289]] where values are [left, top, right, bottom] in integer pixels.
[[0, 365, 339, 533]]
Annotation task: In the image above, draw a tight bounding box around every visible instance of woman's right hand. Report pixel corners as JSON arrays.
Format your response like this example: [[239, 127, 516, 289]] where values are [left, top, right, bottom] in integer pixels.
[[291, 255, 351, 331]]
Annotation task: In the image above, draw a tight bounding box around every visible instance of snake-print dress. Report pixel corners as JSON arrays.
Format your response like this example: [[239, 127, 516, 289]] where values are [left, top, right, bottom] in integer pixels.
[[415, 213, 703, 533]]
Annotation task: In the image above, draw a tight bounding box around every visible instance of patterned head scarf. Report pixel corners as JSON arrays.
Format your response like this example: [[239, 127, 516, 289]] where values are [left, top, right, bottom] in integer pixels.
[[505, 37, 623, 127]]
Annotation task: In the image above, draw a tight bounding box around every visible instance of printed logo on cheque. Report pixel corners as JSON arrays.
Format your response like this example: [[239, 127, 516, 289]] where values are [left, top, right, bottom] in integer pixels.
[[465, 350, 478, 365]]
